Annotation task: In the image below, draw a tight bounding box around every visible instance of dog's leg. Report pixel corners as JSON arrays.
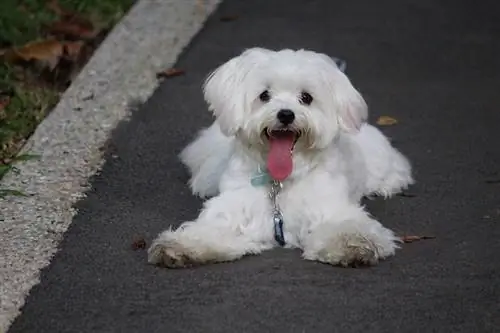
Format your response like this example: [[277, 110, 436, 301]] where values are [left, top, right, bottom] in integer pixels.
[[148, 188, 273, 268], [301, 205, 399, 267], [291, 173, 399, 267]]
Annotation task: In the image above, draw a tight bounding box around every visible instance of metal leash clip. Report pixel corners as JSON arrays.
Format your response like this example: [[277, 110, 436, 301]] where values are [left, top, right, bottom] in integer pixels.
[[269, 180, 285, 246]]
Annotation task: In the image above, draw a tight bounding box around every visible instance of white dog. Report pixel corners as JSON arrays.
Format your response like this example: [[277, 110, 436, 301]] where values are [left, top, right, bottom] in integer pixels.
[[148, 48, 414, 268]]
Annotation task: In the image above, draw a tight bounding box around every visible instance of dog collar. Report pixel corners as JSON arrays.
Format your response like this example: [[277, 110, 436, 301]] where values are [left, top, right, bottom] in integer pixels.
[[251, 166, 272, 187]]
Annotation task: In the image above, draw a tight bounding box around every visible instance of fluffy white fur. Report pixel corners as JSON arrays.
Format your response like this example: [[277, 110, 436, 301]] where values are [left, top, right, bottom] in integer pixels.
[[148, 48, 414, 268]]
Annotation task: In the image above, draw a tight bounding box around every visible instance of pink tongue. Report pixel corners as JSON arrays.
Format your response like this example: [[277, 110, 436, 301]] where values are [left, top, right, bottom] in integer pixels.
[[267, 132, 295, 181]]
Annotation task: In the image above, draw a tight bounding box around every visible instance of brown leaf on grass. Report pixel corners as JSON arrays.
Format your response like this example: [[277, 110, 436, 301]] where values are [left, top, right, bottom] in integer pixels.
[[400, 235, 436, 243], [45, 0, 99, 40], [131, 237, 147, 250], [47, 17, 98, 40], [2, 39, 85, 78], [376, 116, 398, 126], [156, 68, 185, 79], [4, 40, 64, 70]]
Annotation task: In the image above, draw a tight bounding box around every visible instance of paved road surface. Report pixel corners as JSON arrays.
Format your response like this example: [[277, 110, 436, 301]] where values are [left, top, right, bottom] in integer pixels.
[[8, 0, 500, 332]]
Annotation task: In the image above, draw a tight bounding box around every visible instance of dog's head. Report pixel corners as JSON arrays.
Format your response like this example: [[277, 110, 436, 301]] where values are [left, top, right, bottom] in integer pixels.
[[203, 48, 367, 179], [204, 48, 367, 148]]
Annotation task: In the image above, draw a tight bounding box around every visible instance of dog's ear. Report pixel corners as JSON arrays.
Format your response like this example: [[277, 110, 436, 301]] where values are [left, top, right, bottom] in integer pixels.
[[318, 54, 367, 132], [333, 74, 368, 133], [319, 54, 368, 133], [203, 48, 273, 136]]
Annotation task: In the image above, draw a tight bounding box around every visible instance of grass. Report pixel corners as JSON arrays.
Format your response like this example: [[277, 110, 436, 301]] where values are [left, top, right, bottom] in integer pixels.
[[0, 0, 133, 46], [0, 0, 135, 198]]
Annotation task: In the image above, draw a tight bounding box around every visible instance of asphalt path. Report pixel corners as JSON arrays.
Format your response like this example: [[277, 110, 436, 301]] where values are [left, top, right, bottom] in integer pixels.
[[8, 0, 500, 332]]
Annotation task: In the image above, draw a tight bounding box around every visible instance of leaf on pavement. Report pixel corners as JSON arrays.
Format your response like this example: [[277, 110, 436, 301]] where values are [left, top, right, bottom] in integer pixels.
[[156, 68, 185, 79], [4, 40, 64, 71], [131, 237, 147, 250], [376, 116, 398, 126], [220, 15, 239, 22], [400, 235, 436, 243]]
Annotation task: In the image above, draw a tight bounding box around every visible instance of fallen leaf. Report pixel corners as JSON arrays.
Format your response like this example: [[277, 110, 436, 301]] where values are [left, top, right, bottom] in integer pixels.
[[376, 116, 398, 126], [220, 15, 239, 22], [131, 237, 147, 250], [156, 68, 185, 79], [4, 40, 64, 70], [47, 17, 98, 40], [400, 235, 436, 243], [45, 0, 99, 39]]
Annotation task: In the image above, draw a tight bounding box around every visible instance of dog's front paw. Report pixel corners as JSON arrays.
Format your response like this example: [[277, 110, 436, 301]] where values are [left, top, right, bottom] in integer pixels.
[[148, 240, 191, 268], [303, 220, 399, 267], [311, 233, 381, 267]]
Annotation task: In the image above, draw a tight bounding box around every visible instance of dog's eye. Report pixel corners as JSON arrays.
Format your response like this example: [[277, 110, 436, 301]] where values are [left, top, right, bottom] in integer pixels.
[[259, 90, 270, 102], [300, 92, 313, 105]]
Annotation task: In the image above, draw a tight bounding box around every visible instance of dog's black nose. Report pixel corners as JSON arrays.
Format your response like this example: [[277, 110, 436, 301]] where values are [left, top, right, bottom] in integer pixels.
[[277, 109, 295, 125]]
